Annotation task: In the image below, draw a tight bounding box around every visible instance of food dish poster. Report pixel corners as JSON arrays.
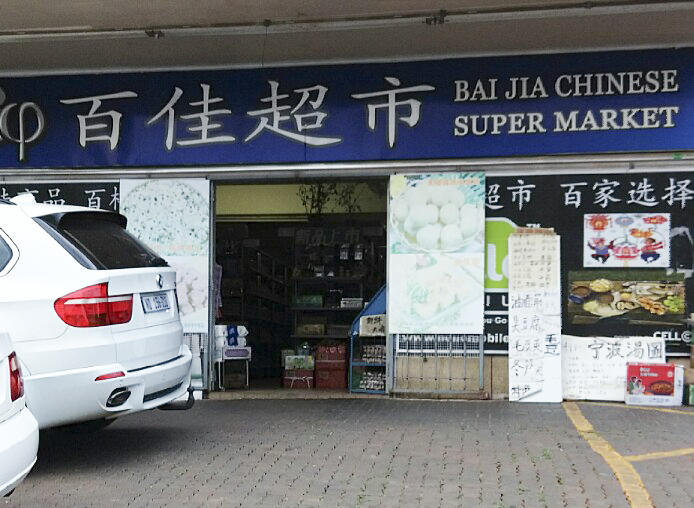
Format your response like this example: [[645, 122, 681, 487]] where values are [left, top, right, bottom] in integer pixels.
[[387, 172, 485, 334], [584, 213, 670, 268], [483, 172, 694, 356], [120, 178, 210, 333]]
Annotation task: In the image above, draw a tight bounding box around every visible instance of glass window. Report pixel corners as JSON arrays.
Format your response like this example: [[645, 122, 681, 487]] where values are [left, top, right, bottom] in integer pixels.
[[35, 212, 168, 270]]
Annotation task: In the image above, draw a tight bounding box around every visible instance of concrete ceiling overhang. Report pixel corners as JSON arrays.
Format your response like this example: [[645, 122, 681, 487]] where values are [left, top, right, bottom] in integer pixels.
[[0, 0, 692, 73]]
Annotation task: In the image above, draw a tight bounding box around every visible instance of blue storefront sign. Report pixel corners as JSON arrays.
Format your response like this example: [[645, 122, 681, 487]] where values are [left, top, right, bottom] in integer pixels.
[[0, 48, 692, 168]]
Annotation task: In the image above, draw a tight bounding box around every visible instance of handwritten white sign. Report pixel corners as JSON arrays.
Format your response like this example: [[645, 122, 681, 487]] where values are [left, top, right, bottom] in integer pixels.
[[562, 335, 666, 401], [508, 229, 562, 403]]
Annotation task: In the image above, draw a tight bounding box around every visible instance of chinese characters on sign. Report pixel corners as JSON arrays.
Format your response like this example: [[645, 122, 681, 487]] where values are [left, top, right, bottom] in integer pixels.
[[508, 229, 562, 402], [483, 171, 694, 356], [0, 183, 119, 211], [487, 176, 694, 212], [0, 74, 441, 164], [0, 48, 690, 168], [562, 335, 666, 401]]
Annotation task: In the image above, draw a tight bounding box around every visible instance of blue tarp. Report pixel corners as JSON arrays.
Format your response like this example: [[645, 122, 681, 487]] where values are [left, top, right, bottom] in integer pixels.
[[350, 285, 386, 336]]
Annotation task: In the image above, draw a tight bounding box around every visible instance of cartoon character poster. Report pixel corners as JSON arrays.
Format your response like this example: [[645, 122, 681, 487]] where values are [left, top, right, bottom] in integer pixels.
[[583, 213, 670, 268]]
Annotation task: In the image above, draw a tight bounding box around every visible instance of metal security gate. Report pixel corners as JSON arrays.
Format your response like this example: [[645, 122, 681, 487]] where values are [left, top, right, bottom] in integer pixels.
[[391, 333, 485, 398]]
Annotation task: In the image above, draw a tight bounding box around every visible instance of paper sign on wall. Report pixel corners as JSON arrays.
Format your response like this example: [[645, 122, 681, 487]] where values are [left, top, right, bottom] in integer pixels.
[[562, 335, 666, 401], [508, 228, 562, 403]]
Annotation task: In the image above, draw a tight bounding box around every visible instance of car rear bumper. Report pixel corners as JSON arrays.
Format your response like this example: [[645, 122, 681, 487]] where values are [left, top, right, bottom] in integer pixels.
[[24, 344, 193, 429], [0, 406, 39, 497]]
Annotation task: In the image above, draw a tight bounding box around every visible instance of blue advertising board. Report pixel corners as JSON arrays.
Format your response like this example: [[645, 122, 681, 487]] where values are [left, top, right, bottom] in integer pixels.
[[0, 48, 692, 168]]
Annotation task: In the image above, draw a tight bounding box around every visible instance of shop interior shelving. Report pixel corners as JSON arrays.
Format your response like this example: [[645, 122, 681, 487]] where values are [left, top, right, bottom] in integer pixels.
[[219, 246, 290, 379], [291, 276, 364, 343]]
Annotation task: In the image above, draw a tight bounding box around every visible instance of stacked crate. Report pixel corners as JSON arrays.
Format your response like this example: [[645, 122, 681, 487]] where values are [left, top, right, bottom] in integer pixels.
[[315, 344, 347, 389]]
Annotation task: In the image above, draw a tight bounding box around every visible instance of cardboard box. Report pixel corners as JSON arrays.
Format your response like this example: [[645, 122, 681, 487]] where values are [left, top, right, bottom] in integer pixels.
[[326, 324, 351, 337], [295, 295, 324, 307], [340, 298, 363, 308], [284, 355, 314, 370], [625, 363, 684, 407], [685, 367, 694, 386], [296, 323, 326, 336]]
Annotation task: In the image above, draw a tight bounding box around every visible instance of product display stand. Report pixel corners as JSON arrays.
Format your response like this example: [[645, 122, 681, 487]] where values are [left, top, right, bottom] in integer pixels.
[[349, 285, 387, 394], [349, 332, 387, 394]]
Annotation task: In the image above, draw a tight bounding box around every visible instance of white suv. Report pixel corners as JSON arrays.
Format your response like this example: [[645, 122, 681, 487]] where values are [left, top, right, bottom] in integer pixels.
[[0, 196, 193, 429], [0, 332, 38, 497]]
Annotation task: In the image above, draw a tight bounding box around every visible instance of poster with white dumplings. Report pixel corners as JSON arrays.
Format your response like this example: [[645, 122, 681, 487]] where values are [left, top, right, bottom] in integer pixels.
[[387, 172, 485, 334]]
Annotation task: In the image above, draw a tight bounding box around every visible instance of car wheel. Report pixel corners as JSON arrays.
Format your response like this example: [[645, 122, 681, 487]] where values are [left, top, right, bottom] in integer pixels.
[[57, 418, 116, 434]]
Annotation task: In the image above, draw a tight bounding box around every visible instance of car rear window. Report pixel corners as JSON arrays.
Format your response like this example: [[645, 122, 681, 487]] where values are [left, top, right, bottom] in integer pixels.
[[35, 212, 168, 270]]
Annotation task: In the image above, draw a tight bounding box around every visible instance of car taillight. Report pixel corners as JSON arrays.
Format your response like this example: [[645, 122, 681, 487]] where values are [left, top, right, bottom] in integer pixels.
[[54, 283, 133, 327], [8, 352, 23, 402]]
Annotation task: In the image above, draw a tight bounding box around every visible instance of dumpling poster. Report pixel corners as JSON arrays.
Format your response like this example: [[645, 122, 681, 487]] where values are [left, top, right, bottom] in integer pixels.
[[120, 178, 210, 334], [387, 172, 485, 334], [584, 213, 670, 268]]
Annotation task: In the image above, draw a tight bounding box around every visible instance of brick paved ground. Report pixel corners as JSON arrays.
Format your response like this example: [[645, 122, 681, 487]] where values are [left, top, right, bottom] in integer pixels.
[[579, 403, 694, 508], [4, 400, 693, 507]]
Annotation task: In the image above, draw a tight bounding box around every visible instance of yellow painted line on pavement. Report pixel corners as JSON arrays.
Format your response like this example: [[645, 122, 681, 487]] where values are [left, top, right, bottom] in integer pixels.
[[563, 401, 654, 508], [625, 447, 694, 463], [581, 401, 694, 416]]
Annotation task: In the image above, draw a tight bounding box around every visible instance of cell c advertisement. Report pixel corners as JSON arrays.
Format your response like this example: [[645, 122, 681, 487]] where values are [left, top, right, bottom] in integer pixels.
[[484, 171, 693, 356]]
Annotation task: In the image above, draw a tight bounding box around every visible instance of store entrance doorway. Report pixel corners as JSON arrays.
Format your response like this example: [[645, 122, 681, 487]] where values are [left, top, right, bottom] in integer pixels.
[[213, 179, 388, 395]]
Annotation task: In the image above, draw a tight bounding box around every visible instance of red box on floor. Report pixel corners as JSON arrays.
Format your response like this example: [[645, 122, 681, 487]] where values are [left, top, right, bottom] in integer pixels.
[[315, 359, 346, 371], [315, 369, 346, 389], [282, 369, 314, 389], [625, 363, 684, 406]]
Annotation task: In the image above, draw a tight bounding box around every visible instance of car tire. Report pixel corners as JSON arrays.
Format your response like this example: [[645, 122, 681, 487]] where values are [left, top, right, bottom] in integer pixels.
[[57, 418, 116, 434]]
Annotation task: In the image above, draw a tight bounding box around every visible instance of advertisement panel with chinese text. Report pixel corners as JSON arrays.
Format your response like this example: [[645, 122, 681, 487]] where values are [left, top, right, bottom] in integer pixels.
[[484, 171, 693, 356], [0, 182, 119, 211], [0, 49, 693, 168]]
